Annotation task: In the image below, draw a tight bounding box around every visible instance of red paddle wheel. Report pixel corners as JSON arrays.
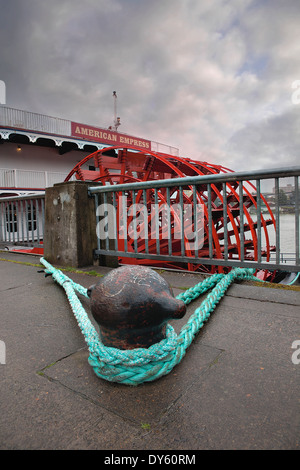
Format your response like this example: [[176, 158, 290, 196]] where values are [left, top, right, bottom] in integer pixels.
[[65, 146, 276, 279]]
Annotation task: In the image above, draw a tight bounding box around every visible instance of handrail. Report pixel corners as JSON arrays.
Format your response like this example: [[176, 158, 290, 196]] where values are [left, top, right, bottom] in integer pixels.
[[89, 166, 300, 274], [0, 193, 45, 202], [88, 166, 300, 194]]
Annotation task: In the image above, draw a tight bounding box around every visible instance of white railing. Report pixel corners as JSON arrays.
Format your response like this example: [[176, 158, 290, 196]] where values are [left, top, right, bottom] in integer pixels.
[[0, 106, 70, 136], [0, 168, 68, 189], [0, 105, 179, 156], [0, 193, 45, 246]]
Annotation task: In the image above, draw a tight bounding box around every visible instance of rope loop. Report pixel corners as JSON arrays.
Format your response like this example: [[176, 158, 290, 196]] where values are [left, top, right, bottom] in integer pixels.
[[40, 258, 257, 385]]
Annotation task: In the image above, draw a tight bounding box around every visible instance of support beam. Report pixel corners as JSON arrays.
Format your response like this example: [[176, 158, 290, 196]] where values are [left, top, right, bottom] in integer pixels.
[[43, 180, 116, 268]]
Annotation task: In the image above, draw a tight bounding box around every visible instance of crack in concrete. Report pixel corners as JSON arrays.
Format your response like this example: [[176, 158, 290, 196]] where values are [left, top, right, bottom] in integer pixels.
[[0, 283, 32, 293], [225, 292, 300, 308]]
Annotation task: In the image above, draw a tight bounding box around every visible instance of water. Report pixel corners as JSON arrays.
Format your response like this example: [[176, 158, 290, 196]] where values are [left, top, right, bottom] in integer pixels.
[[274, 213, 298, 253], [251, 212, 299, 262]]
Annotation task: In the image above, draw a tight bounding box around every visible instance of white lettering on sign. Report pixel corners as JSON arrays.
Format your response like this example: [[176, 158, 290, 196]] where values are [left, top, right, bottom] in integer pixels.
[[71, 122, 151, 150]]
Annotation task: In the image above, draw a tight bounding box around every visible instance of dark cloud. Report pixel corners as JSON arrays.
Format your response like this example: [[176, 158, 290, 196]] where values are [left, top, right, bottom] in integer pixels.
[[226, 106, 300, 170], [0, 0, 299, 170]]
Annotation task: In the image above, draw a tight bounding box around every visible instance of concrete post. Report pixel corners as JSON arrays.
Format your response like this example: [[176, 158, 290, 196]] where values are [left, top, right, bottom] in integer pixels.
[[44, 181, 118, 268]]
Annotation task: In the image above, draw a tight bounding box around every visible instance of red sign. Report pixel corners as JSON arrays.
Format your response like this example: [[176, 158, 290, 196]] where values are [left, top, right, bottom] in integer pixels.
[[71, 122, 151, 151]]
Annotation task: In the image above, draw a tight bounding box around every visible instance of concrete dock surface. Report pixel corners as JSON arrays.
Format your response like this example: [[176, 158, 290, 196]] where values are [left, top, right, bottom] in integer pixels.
[[0, 251, 299, 451]]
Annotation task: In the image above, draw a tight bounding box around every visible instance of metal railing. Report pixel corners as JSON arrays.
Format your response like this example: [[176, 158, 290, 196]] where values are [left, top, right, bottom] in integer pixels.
[[0, 193, 45, 247], [0, 168, 68, 189], [0, 105, 179, 157], [1, 166, 299, 274], [0, 106, 71, 136], [89, 166, 300, 273]]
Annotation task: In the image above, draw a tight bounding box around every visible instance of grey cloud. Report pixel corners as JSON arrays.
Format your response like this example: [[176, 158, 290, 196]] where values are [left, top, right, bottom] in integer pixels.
[[0, 0, 299, 171], [226, 106, 300, 170]]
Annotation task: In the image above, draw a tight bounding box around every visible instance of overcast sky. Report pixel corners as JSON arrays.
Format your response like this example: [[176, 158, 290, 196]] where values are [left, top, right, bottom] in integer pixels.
[[1, 0, 299, 171]]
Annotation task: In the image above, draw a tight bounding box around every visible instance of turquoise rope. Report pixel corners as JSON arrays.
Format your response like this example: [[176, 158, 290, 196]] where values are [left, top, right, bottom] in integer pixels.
[[288, 272, 300, 286], [40, 257, 257, 386]]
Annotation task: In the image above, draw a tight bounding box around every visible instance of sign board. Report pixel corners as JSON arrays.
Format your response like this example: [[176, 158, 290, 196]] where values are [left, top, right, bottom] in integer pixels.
[[71, 122, 151, 151]]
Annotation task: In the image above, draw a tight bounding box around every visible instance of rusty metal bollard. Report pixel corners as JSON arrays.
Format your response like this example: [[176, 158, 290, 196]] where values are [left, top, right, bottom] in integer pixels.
[[87, 265, 186, 350]]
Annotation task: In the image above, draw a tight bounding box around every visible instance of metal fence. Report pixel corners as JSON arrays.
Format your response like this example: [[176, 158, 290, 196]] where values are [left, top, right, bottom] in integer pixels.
[[0, 106, 70, 136], [0, 193, 45, 246], [1, 166, 299, 275], [89, 166, 300, 273]]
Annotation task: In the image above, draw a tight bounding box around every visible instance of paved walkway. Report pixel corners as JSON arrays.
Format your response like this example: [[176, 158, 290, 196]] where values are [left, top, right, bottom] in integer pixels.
[[0, 251, 299, 450]]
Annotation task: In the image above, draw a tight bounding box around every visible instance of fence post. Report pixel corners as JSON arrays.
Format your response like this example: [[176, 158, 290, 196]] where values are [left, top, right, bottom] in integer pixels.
[[96, 192, 119, 268], [0, 340, 5, 365], [43, 181, 117, 268]]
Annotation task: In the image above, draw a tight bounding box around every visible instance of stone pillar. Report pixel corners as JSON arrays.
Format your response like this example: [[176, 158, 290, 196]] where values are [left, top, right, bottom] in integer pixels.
[[44, 181, 118, 268]]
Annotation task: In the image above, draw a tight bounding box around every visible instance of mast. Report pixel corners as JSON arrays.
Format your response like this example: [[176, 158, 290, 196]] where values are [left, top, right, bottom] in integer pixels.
[[112, 91, 121, 131]]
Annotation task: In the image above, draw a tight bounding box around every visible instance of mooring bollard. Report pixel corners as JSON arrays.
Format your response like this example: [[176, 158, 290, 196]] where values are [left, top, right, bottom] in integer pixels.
[[87, 265, 186, 350]]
